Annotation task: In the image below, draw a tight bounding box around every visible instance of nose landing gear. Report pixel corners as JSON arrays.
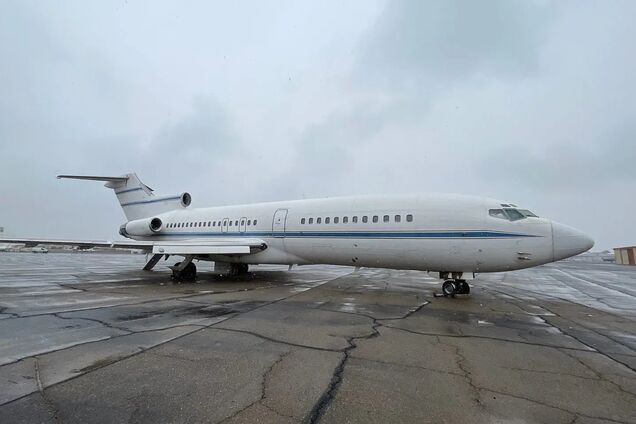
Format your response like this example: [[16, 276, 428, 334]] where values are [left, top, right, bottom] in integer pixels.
[[441, 279, 470, 297]]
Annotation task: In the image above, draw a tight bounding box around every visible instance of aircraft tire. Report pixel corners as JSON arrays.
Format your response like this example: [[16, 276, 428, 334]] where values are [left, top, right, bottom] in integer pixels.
[[457, 280, 470, 295], [442, 280, 457, 297], [171, 262, 197, 282], [182, 262, 197, 281]]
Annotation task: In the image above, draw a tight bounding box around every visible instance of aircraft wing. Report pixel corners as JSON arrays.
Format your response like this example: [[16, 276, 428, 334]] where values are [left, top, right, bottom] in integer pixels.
[[0, 238, 267, 255]]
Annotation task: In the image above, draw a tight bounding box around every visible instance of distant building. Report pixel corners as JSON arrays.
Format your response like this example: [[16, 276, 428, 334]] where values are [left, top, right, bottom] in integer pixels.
[[614, 246, 636, 265]]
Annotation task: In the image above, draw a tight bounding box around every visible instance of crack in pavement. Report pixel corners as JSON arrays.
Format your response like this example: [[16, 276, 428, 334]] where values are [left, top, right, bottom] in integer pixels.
[[52, 312, 132, 333], [558, 349, 636, 398], [210, 327, 341, 353], [353, 356, 465, 377], [305, 298, 430, 423], [217, 351, 294, 423], [485, 287, 636, 373], [436, 336, 485, 410], [378, 324, 597, 353], [480, 388, 630, 424]]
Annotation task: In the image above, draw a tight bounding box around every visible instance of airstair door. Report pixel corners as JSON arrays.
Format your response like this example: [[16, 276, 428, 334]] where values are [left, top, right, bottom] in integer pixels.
[[272, 209, 288, 238]]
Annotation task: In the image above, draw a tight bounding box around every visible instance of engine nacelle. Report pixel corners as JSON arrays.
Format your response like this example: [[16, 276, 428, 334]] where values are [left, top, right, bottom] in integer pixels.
[[180, 192, 192, 207], [124, 217, 163, 237]]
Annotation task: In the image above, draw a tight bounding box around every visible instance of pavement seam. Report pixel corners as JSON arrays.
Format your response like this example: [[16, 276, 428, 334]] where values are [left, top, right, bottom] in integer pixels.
[[35, 357, 60, 423]]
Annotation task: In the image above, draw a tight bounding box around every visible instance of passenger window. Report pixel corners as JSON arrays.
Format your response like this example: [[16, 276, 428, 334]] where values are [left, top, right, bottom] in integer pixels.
[[241, 220, 245, 225], [309, 218, 313, 224], [406, 214, 413, 222], [489, 209, 507, 220], [362, 216, 368, 223], [383, 215, 389, 223], [212, 221, 216, 227], [395, 215, 401, 223], [301, 218, 305, 224], [247, 220, 251, 226], [229, 221, 233, 226], [235, 220, 239, 226], [334, 217, 339, 224], [373, 216, 378, 223], [343, 216, 348, 223], [253, 219, 257, 225], [317, 218, 322, 224], [325, 217, 330, 224], [353, 216, 358, 223]]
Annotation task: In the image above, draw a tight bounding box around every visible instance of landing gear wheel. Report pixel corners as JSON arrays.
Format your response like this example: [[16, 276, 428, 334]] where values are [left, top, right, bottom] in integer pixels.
[[442, 280, 458, 297], [171, 262, 197, 282], [227, 263, 248, 277], [456, 280, 470, 295]]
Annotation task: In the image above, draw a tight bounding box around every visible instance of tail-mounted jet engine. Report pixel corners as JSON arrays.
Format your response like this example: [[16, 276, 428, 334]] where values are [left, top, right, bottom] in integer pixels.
[[124, 217, 164, 237]]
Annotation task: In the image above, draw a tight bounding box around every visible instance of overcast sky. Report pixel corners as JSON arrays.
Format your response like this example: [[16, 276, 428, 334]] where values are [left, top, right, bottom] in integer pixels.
[[1, 0, 634, 250]]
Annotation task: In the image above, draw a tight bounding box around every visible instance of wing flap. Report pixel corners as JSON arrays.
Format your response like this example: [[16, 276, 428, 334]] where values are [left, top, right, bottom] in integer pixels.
[[0, 237, 267, 256], [153, 245, 251, 255], [0, 238, 152, 250], [152, 238, 266, 255]]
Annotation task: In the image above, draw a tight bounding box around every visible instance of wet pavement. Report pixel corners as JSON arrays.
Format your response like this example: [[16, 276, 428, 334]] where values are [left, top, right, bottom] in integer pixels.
[[0, 253, 635, 423]]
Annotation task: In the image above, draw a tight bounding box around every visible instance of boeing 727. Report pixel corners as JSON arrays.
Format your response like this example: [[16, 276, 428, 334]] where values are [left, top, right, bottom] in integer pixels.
[[0, 173, 594, 297]]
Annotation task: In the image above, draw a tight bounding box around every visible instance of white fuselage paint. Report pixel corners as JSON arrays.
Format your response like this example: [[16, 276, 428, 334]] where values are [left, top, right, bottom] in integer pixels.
[[127, 194, 593, 274]]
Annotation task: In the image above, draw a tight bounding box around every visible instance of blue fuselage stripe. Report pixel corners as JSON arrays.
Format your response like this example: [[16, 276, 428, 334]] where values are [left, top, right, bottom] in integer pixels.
[[150, 230, 539, 239]]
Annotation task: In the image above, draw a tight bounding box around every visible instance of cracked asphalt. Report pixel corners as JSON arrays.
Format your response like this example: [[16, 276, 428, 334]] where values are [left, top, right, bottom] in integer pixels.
[[0, 253, 635, 423]]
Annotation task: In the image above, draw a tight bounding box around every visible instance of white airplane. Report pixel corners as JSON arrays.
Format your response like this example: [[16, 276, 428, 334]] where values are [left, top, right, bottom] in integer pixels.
[[1, 173, 594, 297]]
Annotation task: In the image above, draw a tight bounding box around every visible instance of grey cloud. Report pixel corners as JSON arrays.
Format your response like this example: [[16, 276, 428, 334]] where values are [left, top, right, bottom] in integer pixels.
[[479, 125, 636, 191], [358, 0, 553, 84]]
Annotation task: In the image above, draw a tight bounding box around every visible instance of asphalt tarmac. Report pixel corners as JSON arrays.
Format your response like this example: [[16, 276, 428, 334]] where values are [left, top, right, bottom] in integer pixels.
[[0, 253, 635, 423]]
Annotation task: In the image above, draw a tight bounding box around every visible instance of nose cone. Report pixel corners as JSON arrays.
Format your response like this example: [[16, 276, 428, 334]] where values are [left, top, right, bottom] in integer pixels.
[[552, 222, 594, 261]]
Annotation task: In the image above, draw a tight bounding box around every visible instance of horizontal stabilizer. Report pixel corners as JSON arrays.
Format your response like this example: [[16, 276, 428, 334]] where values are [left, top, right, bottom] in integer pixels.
[[57, 175, 129, 182]]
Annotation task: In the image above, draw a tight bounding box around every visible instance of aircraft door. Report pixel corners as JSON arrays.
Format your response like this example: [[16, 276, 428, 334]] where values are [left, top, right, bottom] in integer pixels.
[[272, 209, 288, 238], [222, 218, 229, 233], [239, 217, 247, 233]]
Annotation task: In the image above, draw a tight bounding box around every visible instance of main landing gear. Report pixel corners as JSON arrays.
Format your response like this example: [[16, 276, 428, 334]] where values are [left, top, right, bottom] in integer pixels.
[[170, 255, 197, 282], [441, 279, 470, 297], [214, 262, 249, 277]]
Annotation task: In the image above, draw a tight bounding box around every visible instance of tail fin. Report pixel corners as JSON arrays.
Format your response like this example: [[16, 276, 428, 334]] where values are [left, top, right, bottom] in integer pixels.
[[57, 173, 191, 221]]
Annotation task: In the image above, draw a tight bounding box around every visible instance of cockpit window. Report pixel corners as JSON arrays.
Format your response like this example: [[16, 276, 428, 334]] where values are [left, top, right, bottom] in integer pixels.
[[489, 209, 508, 220], [518, 209, 538, 218], [489, 208, 538, 221], [503, 208, 524, 221]]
